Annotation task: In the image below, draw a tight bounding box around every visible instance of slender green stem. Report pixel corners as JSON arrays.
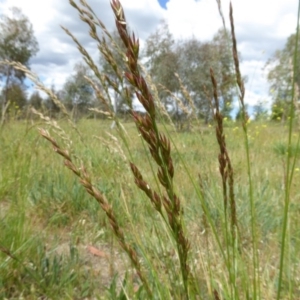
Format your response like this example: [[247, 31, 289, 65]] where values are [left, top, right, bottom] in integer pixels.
[[244, 124, 259, 299], [277, 1, 300, 299]]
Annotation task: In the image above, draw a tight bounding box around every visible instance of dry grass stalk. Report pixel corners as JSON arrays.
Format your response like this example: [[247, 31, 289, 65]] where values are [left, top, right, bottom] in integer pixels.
[[156, 73, 200, 132], [210, 68, 237, 237], [174, 73, 197, 116], [61, 26, 116, 115], [64, 0, 140, 165], [202, 84, 215, 122], [0, 60, 84, 142], [158, 83, 191, 130], [229, 4, 260, 297], [0, 245, 17, 261], [84, 76, 113, 117], [0, 61, 68, 117], [213, 289, 221, 300], [198, 173, 209, 232], [159, 81, 199, 130], [229, 3, 246, 120], [38, 128, 152, 297], [94, 131, 127, 162], [31, 108, 73, 149], [65, 0, 136, 137], [175, 72, 201, 130], [110, 0, 190, 296], [139, 63, 176, 130], [215, 0, 226, 30]]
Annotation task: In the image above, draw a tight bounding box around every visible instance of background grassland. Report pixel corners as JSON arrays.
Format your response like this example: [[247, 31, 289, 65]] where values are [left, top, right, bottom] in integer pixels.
[[1, 119, 300, 299], [0, 0, 299, 298]]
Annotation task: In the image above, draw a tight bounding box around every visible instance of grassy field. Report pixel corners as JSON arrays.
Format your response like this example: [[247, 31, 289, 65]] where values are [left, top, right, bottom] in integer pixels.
[[0, 0, 299, 297], [0, 118, 300, 299]]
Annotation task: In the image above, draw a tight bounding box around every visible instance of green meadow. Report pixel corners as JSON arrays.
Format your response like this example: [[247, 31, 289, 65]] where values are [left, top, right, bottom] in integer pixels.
[[1, 119, 300, 299], [1, 0, 300, 298]]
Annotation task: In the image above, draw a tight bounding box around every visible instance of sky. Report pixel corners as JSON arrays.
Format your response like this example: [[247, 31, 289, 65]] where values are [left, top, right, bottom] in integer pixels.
[[0, 0, 298, 111]]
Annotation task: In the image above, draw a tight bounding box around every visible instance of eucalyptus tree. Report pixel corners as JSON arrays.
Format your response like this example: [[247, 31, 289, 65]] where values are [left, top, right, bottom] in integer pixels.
[[144, 20, 180, 112], [266, 33, 300, 121], [0, 7, 39, 122], [1, 82, 27, 109], [98, 30, 134, 119], [177, 29, 237, 122], [29, 91, 43, 110], [44, 85, 61, 118], [62, 62, 94, 120], [210, 29, 237, 118]]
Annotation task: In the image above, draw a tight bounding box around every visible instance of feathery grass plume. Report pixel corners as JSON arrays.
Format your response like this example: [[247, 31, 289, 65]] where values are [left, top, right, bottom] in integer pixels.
[[84, 76, 114, 117], [94, 131, 127, 162], [61, 26, 117, 116], [67, 0, 131, 104], [68, 0, 174, 133], [10, 27, 149, 293], [175, 72, 201, 131], [110, 0, 190, 297], [210, 68, 238, 298], [139, 63, 177, 130], [202, 84, 215, 122], [210, 68, 237, 236], [158, 83, 191, 131], [64, 0, 135, 152], [157, 73, 200, 132], [0, 61, 69, 117], [31, 108, 74, 150], [38, 128, 152, 297], [229, 4, 245, 115], [0, 60, 85, 143]]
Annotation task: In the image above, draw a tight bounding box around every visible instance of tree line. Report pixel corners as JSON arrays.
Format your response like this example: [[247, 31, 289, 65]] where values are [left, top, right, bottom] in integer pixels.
[[0, 7, 299, 125]]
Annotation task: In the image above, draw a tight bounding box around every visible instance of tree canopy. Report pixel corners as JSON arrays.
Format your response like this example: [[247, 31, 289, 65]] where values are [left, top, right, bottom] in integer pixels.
[[266, 33, 300, 121], [0, 7, 39, 122], [144, 24, 238, 122], [62, 62, 94, 117], [0, 7, 39, 82]]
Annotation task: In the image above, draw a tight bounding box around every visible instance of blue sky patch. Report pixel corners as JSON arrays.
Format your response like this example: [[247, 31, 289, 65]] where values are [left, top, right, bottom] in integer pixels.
[[157, 0, 169, 9]]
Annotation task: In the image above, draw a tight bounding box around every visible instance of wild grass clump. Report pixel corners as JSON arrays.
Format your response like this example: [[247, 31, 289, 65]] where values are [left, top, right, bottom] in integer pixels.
[[1, 0, 300, 299]]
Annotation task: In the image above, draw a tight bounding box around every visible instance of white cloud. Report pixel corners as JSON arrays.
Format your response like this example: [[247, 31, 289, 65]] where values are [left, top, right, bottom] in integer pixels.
[[164, 0, 298, 108], [166, 0, 222, 41], [0, 0, 298, 109]]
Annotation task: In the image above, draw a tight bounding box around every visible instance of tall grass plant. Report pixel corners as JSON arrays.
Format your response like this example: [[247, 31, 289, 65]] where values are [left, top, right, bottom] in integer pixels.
[[1, 0, 300, 299]]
